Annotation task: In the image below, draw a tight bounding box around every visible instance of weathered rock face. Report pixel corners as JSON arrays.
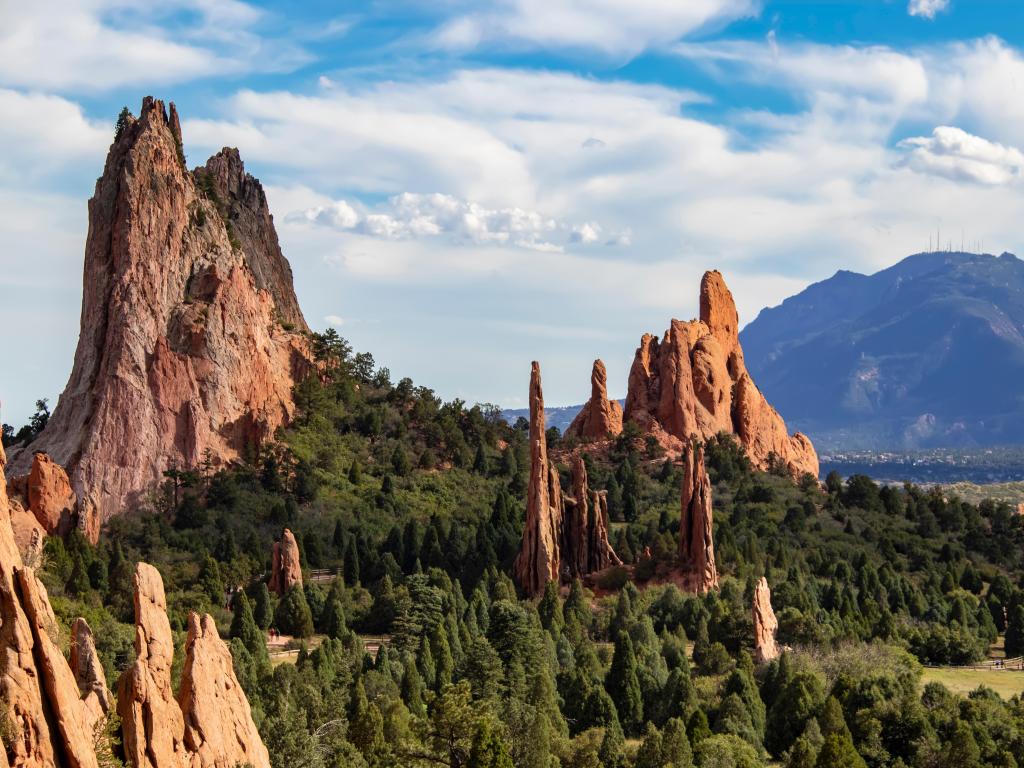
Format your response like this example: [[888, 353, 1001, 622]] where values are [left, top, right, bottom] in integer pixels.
[[752, 577, 780, 664], [0, 443, 103, 768], [118, 563, 188, 768], [0, 452, 269, 768], [623, 271, 818, 478], [27, 453, 77, 537], [7, 97, 312, 523], [514, 362, 563, 597], [269, 528, 303, 597], [70, 618, 112, 732], [201, 148, 307, 333], [179, 613, 270, 768], [679, 443, 718, 594], [562, 455, 621, 577], [566, 360, 623, 440]]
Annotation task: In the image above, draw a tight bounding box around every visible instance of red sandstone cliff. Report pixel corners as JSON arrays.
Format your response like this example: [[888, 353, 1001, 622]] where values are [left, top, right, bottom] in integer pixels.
[[7, 97, 312, 526], [623, 271, 818, 478]]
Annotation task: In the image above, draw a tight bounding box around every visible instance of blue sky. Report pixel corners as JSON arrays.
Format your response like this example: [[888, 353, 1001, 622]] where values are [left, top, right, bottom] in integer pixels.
[[3, 0, 1024, 426]]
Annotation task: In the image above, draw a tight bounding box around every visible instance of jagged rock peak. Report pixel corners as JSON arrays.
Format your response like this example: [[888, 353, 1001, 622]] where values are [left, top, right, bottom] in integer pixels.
[[566, 359, 623, 440], [514, 362, 563, 597], [752, 577, 780, 664], [201, 148, 308, 332], [679, 442, 718, 594], [269, 528, 303, 597], [7, 96, 314, 524], [622, 270, 818, 479]]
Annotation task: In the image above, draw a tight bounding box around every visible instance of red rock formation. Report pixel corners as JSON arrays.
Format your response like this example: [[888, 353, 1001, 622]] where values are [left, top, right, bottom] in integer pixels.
[[179, 614, 270, 768], [679, 443, 718, 594], [118, 563, 189, 768], [562, 455, 621, 576], [70, 618, 111, 732], [7, 97, 312, 523], [514, 362, 563, 597], [27, 453, 76, 537], [623, 270, 818, 478], [269, 528, 303, 597], [752, 577, 780, 664], [0, 444, 103, 768], [566, 360, 623, 439]]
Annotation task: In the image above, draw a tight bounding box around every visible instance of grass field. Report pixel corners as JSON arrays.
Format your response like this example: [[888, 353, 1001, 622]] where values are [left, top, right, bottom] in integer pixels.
[[922, 666, 1024, 699]]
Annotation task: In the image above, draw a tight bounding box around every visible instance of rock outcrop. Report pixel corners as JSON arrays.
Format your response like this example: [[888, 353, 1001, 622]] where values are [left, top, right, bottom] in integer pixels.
[[566, 360, 623, 440], [6, 453, 95, 546], [514, 362, 564, 597], [179, 614, 271, 768], [119, 563, 271, 768], [562, 455, 621, 577], [752, 577, 780, 664], [623, 271, 818, 478], [7, 97, 313, 524], [0, 445, 269, 768], [515, 363, 622, 596], [118, 563, 188, 768], [269, 528, 303, 597], [0, 443, 103, 768], [70, 618, 111, 732], [678, 443, 718, 594]]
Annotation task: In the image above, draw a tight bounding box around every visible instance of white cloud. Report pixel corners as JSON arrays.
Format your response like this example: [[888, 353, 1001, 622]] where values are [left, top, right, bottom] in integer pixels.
[[0, 1, 308, 91], [291, 191, 621, 253], [431, 0, 760, 57], [908, 0, 949, 20], [324, 315, 346, 327], [0, 90, 110, 179], [898, 126, 1024, 185]]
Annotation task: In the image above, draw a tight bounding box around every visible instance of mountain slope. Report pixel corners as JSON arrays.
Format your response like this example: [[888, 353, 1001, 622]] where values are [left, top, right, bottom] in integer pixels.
[[740, 251, 1024, 449]]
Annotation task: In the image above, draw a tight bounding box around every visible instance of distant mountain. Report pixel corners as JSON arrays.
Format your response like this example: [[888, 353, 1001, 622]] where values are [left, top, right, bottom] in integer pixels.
[[502, 403, 601, 433], [740, 251, 1024, 450]]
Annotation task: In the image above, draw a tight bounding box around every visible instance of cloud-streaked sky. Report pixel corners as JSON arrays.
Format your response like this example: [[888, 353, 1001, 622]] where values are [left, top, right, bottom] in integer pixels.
[[3, 0, 1024, 425]]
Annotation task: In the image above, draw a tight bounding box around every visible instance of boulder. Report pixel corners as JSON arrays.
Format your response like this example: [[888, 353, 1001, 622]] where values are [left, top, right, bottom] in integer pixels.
[[27, 453, 77, 537]]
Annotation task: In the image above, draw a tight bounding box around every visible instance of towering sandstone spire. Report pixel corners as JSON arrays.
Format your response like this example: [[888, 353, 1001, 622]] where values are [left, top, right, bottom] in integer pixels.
[[7, 97, 313, 525], [622, 271, 818, 478], [566, 360, 623, 439], [514, 362, 563, 597], [679, 442, 718, 594], [752, 577, 780, 664], [269, 528, 303, 597], [514, 364, 621, 596]]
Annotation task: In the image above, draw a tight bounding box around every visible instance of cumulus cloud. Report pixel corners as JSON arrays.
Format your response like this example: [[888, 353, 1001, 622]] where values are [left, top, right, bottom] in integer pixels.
[[898, 126, 1024, 185], [430, 0, 760, 57], [291, 192, 627, 253], [908, 0, 949, 20]]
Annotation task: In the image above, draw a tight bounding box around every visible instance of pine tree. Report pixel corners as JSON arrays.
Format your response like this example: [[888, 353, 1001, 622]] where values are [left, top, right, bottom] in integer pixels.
[[229, 593, 269, 668], [605, 632, 643, 735], [814, 734, 866, 768], [538, 581, 564, 634], [1006, 605, 1024, 658], [468, 719, 513, 768], [274, 585, 314, 638], [661, 717, 693, 768], [344, 537, 360, 586], [252, 582, 272, 630], [432, 624, 454, 690], [635, 723, 664, 768], [401, 656, 426, 718], [473, 444, 489, 475]]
